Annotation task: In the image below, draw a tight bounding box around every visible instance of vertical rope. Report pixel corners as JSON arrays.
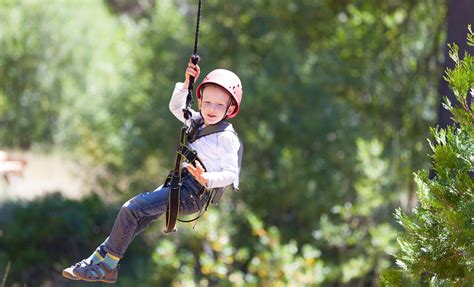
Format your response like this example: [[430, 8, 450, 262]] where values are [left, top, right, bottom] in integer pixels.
[[184, 0, 202, 118], [193, 0, 202, 56]]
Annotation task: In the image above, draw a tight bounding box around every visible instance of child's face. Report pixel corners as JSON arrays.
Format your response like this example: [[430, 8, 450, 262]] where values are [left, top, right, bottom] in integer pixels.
[[198, 85, 235, 125]]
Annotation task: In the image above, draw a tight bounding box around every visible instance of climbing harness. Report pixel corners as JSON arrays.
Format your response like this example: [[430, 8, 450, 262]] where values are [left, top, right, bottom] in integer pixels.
[[164, 111, 243, 232], [188, 119, 243, 205], [170, 118, 243, 227]]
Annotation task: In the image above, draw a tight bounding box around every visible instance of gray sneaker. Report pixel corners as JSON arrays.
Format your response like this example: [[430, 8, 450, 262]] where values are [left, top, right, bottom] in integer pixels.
[[73, 261, 119, 283], [62, 260, 90, 280]]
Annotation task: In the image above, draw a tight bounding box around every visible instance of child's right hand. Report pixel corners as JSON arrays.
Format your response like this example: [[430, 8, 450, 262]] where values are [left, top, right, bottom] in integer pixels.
[[183, 60, 200, 87]]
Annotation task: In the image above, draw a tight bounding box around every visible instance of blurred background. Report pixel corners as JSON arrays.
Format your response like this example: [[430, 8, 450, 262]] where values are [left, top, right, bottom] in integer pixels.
[[0, 0, 472, 286]]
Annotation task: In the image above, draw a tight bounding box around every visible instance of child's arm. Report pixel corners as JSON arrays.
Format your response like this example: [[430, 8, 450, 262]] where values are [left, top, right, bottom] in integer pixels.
[[169, 61, 201, 124]]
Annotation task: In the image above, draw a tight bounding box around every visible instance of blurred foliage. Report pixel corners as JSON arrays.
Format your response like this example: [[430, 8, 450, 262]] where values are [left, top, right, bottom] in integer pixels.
[[0, 0, 454, 285], [313, 138, 398, 285], [0, 192, 158, 287], [0, 0, 126, 149], [382, 29, 474, 286], [197, 0, 446, 246], [148, 202, 326, 286]]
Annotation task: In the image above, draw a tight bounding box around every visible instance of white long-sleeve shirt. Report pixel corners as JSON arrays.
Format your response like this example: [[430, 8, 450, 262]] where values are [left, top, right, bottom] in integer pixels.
[[169, 82, 240, 189]]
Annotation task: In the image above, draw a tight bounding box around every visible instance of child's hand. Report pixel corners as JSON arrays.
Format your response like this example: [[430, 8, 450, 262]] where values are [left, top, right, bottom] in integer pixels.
[[183, 60, 200, 87], [186, 161, 208, 187]]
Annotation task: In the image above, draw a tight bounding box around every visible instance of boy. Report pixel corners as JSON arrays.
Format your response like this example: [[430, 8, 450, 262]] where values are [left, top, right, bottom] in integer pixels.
[[62, 60, 242, 283]]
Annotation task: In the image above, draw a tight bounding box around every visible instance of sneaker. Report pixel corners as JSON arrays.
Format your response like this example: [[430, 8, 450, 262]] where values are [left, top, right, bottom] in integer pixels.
[[62, 260, 90, 281], [73, 261, 119, 284]]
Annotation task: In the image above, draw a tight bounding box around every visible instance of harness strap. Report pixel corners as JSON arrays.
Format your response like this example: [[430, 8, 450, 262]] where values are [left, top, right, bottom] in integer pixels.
[[196, 121, 231, 140], [164, 171, 181, 232], [187, 119, 232, 143], [177, 144, 198, 164], [164, 127, 187, 233], [165, 120, 243, 231], [189, 118, 243, 191], [177, 188, 214, 226]]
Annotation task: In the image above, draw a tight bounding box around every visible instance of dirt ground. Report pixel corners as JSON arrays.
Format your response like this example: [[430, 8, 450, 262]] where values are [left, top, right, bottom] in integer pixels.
[[0, 150, 88, 202]]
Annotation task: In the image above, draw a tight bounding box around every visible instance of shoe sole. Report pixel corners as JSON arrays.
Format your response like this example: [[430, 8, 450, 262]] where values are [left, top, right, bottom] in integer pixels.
[[62, 268, 80, 281], [72, 271, 117, 284], [75, 275, 116, 284], [100, 279, 117, 284]]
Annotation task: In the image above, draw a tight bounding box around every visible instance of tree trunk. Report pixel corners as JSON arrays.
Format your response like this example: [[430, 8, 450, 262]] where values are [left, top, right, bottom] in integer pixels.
[[437, 0, 474, 128]]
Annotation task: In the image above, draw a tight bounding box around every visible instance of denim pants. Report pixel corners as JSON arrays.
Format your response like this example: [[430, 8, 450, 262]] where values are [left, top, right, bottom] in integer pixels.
[[99, 169, 208, 258]]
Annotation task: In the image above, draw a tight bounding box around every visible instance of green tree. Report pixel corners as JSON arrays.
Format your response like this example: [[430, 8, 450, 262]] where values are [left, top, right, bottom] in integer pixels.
[[437, 0, 474, 128], [382, 27, 474, 286], [73, 0, 194, 197], [0, 0, 128, 149], [315, 139, 398, 286]]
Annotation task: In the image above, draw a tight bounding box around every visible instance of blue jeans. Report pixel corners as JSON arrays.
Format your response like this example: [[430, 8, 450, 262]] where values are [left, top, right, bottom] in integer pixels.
[[100, 170, 208, 258]]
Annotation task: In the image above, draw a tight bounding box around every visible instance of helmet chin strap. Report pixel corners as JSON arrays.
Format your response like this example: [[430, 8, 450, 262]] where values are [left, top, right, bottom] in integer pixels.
[[217, 106, 230, 124]]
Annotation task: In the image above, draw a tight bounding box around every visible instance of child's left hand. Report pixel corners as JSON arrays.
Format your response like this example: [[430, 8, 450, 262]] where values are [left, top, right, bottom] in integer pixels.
[[186, 161, 209, 187]]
